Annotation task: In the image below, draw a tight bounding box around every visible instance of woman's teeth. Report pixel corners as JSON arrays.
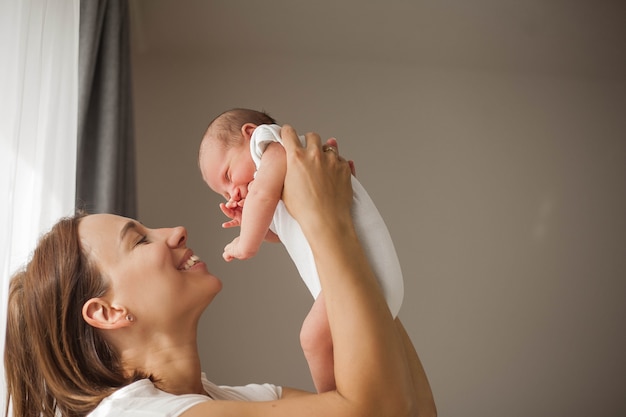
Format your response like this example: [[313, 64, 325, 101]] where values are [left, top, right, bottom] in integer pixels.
[[183, 255, 200, 270]]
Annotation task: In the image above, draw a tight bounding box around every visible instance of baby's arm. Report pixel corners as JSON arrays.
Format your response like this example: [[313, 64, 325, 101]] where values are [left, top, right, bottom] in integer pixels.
[[220, 203, 280, 243], [223, 142, 286, 261]]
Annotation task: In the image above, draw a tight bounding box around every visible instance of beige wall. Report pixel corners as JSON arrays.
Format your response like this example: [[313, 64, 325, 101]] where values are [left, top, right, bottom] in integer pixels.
[[131, 40, 626, 417]]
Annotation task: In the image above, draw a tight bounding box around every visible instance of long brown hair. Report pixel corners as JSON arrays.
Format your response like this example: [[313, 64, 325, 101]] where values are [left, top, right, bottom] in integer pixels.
[[4, 213, 143, 417]]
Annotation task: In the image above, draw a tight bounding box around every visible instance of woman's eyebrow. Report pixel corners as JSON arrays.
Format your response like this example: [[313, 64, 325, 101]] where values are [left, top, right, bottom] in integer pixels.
[[119, 221, 139, 242]]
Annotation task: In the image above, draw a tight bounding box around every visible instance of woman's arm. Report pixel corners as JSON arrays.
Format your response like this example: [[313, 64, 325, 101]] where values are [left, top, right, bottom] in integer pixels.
[[282, 126, 417, 414], [395, 319, 437, 417], [281, 320, 436, 417], [183, 126, 432, 417]]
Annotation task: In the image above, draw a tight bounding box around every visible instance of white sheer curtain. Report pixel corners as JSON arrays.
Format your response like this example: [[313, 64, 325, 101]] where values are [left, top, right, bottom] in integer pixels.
[[0, 0, 79, 413]]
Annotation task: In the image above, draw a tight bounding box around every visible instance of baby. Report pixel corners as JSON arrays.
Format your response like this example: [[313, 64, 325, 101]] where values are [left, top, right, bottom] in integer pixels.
[[198, 108, 404, 392]]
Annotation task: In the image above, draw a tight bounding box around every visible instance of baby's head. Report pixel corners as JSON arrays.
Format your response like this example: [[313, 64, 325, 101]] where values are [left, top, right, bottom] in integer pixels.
[[198, 108, 276, 203]]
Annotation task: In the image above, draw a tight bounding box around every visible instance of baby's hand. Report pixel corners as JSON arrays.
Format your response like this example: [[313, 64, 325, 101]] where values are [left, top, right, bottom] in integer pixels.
[[223, 236, 255, 261], [225, 195, 245, 209], [219, 202, 242, 229], [223, 237, 238, 261]]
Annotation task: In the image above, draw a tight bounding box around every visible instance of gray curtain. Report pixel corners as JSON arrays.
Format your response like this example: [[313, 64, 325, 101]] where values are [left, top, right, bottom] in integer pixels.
[[77, 0, 136, 217]]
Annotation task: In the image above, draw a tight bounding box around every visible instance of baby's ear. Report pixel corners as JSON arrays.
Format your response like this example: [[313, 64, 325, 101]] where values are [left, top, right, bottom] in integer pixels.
[[241, 123, 257, 141]]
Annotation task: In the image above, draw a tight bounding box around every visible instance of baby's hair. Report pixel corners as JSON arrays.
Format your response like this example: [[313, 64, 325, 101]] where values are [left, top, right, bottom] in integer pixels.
[[205, 108, 277, 148]]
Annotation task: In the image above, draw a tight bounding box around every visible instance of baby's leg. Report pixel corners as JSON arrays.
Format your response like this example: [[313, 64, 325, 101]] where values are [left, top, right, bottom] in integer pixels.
[[300, 292, 335, 393]]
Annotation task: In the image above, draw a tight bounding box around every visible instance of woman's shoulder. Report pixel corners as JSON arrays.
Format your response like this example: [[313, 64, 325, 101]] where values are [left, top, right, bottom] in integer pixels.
[[86, 374, 282, 417], [87, 379, 209, 417], [201, 373, 283, 401]]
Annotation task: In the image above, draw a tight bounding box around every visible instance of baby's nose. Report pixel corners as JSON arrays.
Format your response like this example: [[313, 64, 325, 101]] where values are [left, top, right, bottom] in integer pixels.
[[225, 189, 241, 208]]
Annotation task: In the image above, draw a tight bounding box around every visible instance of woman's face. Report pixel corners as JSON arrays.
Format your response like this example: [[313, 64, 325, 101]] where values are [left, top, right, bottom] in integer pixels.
[[78, 214, 222, 327]]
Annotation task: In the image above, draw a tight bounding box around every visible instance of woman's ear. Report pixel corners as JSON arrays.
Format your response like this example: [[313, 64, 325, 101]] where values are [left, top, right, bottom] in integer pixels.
[[241, 123, 257, 141], [82, 298, 132, 329]]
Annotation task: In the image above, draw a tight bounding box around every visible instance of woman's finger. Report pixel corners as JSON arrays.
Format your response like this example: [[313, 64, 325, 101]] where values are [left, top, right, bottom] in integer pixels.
[[279, 124, 303, 152], [323, 138, 355, 175], [325, 137, 338, 150], [348, 160, 356, 176]]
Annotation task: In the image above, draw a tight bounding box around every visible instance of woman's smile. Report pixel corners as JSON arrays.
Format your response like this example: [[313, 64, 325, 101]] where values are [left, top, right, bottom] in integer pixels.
[[180, 254, 201, 270]]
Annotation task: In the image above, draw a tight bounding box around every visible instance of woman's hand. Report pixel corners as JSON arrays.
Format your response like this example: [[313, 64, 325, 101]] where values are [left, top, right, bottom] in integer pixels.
[[280, 125, 353, 234]]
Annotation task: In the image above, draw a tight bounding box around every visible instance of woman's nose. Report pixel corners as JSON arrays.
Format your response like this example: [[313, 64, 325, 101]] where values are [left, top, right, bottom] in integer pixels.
[[167, 226, 187, 247]]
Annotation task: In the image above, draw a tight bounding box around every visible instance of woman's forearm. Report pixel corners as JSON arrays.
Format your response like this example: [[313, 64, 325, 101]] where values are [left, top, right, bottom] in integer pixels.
[[280, 126, 418, 416], [307, 223, 414, 415]]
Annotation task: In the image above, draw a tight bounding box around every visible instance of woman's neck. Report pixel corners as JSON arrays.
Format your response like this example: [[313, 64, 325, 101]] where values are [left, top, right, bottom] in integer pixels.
[[121, 337, 206, 395]]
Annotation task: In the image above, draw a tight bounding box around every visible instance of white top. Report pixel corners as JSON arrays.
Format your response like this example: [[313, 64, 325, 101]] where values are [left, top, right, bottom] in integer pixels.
[[88, 373, 282, 417], [250, 124, 404, 317]]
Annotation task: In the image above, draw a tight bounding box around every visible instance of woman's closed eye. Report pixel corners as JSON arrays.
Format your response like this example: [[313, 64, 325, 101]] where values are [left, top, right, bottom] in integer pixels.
[[135, 235, 148, 246]]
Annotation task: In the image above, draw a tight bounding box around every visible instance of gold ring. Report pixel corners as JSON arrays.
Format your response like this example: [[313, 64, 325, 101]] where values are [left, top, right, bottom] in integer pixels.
[[323, 146, 337, 153]]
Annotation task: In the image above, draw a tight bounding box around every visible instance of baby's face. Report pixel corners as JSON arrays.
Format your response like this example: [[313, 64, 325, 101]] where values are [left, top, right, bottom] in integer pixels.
[[200, 140, 256, 206]]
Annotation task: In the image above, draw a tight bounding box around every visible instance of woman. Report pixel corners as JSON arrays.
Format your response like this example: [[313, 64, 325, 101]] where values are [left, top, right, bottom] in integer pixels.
[[4, 126, 436, 417]]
